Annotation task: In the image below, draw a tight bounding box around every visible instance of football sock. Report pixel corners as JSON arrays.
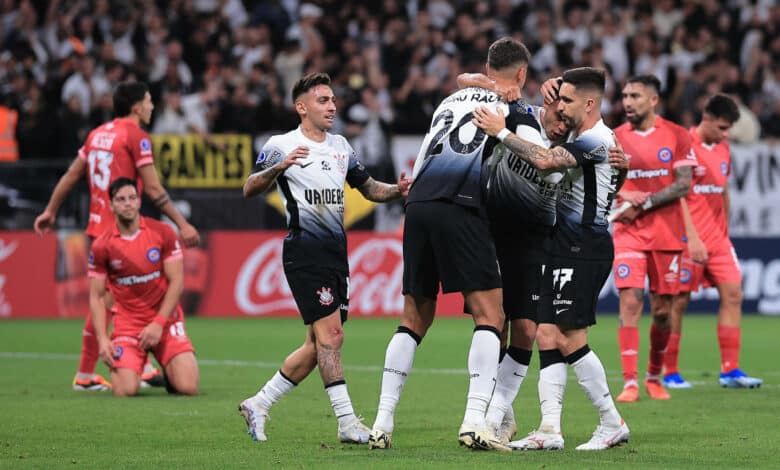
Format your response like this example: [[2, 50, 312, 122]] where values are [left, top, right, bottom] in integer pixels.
[[253, 370, 297, 410], [485, 347, 531, 429], [717, 325, 740, 373], [142, 360, 156, 376], [373, 327, 419, 433], [538, 349, 567, 434], [463, 326, 501, 426], [567, 346, 621, 428], [648, 323, 670, 377], [325, 381, 357, 427], [77, 309, 108, 375], [664, 333, 681, 375], [617, 326, 639, 387]]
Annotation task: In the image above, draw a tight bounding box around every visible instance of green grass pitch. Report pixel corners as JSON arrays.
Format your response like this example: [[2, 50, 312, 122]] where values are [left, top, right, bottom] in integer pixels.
[[1, 315, 778, 469]]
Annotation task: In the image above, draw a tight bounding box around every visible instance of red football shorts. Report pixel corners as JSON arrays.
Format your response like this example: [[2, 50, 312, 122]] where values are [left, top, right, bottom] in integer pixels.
[[679, 239, 742, 293], [111, 319, 195, 375], [613, 246, 683, 295]]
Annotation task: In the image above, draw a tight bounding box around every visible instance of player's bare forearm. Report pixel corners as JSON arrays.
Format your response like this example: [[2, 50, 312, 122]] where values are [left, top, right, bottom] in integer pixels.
[[502, 133, 579, 170], [158, 259, 184, 320], [89, 278, 109, 343], [646, 165, 692, 210], [317, 343, 344, 384], [243, 165, 284, 198], [457, 73, 494, 91], [46, 157, 86, 213], [358, 178, 401, 202]]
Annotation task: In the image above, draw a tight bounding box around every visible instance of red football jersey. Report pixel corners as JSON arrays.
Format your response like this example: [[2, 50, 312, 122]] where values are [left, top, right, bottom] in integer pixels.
[[614, 116, 697, 250], [88, 217, 183, 335], [686, 127, 730, 247], [77, 118, 154, 238]]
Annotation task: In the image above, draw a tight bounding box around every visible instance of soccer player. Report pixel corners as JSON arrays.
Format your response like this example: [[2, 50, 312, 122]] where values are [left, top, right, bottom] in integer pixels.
[[33, 81, 200, 391], [612, 75, 696, 402], [238, 73, 412, 444], [89, 177, 199, 397], [474, 67, 629, 451], [664, 94, 762, 389], [366, 38, 529, 452]]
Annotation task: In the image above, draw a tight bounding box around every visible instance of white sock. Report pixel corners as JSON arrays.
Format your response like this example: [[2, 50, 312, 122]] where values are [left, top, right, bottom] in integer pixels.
[[142, 361, 156, 375], [538, 362, 567, 433], [463, 328, 501, 426], [326, 383, 357, 427], [485, 353, 528, 429], [571, 350, 622, 428], [373, 331, 418, 433], [253, 370, 296, 410]]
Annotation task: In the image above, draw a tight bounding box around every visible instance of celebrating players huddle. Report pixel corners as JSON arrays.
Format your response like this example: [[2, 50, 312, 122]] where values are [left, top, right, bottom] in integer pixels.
[[34, 34, 758, 452]]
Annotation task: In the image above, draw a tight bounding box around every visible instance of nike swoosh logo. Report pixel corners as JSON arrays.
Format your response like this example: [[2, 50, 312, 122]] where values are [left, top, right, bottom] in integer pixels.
[[300, 162, 314, 168], [555, 308, 568, 315]]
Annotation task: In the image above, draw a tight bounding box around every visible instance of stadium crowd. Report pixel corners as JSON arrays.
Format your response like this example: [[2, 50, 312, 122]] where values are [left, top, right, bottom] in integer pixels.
[[1, 0, 779, 163]]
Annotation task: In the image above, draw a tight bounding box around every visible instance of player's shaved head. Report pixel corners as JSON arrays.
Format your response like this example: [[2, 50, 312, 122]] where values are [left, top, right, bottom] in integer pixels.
[[292, 72, 332, 103], [487, 37, 531, 72], [625, 74, 661, 96], [109, 177, 137, 200], [562, 67, 606, 97]]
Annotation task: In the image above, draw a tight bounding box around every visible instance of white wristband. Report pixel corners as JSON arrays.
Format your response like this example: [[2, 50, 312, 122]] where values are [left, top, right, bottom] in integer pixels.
[[496, 128, 511, 142], [641, 198, 654, 211]]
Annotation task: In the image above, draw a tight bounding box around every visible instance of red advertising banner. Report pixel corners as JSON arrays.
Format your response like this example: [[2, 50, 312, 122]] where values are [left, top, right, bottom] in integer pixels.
[[198, 231, 464, 317], [0, 232, 58, 318]]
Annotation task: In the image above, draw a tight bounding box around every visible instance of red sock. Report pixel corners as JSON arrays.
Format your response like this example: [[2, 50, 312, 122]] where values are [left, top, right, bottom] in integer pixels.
[[663, 333, 681, 375], [717, 325, 740, 373], [77, 309, 109, 375], [618, 326, 639, 385], [648, 323, 670, 377]]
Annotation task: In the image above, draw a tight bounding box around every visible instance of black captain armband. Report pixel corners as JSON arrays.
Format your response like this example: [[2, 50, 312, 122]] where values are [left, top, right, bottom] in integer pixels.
[[153, 193, 170, 208]]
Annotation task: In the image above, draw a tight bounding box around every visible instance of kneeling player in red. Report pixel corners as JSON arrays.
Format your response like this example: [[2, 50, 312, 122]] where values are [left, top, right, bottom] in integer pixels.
[[89, 177, 199, 397]]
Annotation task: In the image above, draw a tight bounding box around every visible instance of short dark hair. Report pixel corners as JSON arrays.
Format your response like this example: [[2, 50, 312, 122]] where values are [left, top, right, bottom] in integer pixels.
[[703, 93, 740, 124], [562, 67, 606, 94], [487, 37, 531, 71], [626, 74, 662, 94], [109, 177, 137, 200], [113, 81, 149, 117], [291, 72, 331, 102]]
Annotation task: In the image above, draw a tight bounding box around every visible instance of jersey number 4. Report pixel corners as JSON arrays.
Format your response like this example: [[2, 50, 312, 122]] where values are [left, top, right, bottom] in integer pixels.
[[88, 150, 114, 190]]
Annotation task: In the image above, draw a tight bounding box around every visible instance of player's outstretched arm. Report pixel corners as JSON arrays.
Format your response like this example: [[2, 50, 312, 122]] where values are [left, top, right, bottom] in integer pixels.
[[472, 105, 578, 171], [137, 165, 200, 248], [33, 157, 87, 236], [640, 165, 692, 211], [357, 172, 413, 202], [243, 146, 309, 198], [139, 257, 183, 350], [89, 277, 115, 367]]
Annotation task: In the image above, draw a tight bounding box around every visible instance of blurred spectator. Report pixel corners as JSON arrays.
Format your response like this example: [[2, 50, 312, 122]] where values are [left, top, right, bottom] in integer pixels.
[[0, 0, 777, 162]]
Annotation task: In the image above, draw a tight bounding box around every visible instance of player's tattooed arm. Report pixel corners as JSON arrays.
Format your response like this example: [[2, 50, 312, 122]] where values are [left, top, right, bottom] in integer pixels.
[[644, 165, 692, 210], [152, 193, 170, 208], [358, 172, 413, 202], [317, 344, 344, 384], [243, 146, 309, 198], [472, 105, 578, 170]]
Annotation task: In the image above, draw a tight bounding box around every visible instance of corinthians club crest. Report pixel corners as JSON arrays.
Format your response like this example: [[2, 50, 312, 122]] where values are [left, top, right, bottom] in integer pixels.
[[317, 287, 334, 306]]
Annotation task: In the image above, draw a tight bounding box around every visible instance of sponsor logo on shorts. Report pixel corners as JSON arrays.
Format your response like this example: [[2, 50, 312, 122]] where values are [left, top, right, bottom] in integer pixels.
[[113, 345, 124, 359], [555, 308, 568, 315], [680, 268, 691, 284], [658, 147, 673, 163], [317, 286, 334, 306], [146, 248, 161, 263], [616, 263, 631, 279]]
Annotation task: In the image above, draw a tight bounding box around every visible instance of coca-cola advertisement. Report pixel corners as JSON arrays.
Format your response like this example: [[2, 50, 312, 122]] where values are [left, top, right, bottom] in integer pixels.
[[198, 231, 464, 317], [0, 232, 58, 318]]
